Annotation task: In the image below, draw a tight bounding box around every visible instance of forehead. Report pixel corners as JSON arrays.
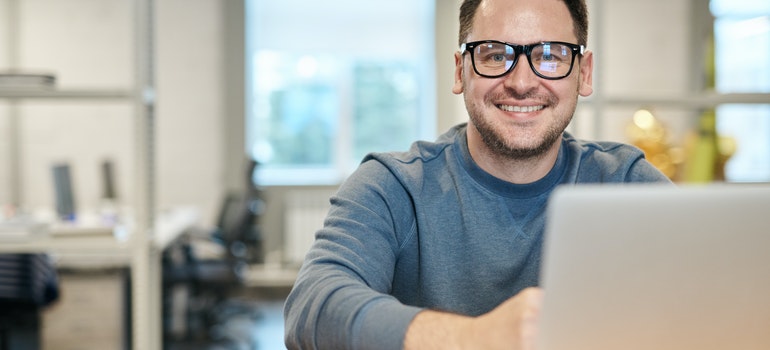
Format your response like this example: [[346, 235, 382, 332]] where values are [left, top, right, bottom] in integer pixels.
[[470, 0, 577, 44]]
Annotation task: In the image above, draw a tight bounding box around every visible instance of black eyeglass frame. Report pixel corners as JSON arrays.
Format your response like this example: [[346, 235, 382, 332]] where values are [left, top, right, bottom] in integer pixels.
[[459, 40, 586, 80]]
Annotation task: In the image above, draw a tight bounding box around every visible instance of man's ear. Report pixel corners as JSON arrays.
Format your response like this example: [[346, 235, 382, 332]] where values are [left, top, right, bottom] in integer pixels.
[[577, 50, 593, 97], [452, 51, 464, 95]]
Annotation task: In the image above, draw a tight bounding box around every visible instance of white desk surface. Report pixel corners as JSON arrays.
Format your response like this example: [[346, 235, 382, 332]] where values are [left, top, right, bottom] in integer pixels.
[[0, 206, 200, 267]]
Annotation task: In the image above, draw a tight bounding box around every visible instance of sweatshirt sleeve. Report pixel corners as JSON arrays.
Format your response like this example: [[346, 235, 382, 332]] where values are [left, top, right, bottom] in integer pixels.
[[283, 158, 423, 350]]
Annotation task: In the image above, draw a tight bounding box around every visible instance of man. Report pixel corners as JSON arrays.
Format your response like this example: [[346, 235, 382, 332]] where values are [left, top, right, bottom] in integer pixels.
[[284, 0, 670, 349]]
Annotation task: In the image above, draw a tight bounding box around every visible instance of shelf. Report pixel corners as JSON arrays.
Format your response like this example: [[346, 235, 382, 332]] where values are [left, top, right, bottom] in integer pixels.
[[0, 88, 134, 100], [581, 92, 770, 108], [0, 233, 131, 255]]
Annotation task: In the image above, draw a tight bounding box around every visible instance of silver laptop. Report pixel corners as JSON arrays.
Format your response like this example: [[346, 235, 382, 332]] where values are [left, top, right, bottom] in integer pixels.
[[538, 184, 770, 350]]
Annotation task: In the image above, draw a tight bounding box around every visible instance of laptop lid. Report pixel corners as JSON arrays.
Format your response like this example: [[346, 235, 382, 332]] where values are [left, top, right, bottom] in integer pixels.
[[537, 184, 770, 350]]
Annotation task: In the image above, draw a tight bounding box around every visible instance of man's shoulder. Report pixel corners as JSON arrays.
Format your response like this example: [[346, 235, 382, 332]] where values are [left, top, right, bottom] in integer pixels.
[[561, 132, 669, 183], [364, 124, 464, 168], [562, 132, 645, 159], [341, 124, 466, 202]]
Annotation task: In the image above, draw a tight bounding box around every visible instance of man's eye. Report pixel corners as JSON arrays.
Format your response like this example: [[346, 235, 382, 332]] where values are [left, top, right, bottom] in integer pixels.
[[537, 53, 563, 63]]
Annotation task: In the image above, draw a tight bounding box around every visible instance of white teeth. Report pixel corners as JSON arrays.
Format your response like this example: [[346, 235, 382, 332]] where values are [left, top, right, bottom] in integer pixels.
[[498, 105, 545, 113]]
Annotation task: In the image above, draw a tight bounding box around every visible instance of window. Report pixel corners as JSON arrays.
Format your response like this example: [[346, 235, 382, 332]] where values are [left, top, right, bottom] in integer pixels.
[[245, 0, 436, 185], [712, 0, 770, 182]]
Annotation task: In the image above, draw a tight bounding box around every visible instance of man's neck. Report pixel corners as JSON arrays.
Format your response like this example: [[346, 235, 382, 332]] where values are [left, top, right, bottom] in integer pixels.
[[466, 129, 562, 185]]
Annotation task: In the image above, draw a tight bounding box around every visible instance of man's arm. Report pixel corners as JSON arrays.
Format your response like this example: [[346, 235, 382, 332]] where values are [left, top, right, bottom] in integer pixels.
[[284, 160, 422, 350], [404, 287, 544, 350]]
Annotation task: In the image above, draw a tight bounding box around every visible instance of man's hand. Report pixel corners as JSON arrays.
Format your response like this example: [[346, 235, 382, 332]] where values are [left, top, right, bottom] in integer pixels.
[[404, 287, 544, 350], [472, 287, 544, 349]]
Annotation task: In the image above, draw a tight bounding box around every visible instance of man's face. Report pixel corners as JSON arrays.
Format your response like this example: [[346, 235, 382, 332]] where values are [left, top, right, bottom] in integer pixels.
[[453, 0, 593, 160]]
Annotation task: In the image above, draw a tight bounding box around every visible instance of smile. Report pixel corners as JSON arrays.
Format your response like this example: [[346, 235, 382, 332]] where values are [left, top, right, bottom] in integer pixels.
[[497, 104, 545, 113]]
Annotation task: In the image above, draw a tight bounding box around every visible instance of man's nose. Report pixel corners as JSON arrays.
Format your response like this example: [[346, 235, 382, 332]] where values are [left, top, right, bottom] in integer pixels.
[[503, 55, 539, 93]]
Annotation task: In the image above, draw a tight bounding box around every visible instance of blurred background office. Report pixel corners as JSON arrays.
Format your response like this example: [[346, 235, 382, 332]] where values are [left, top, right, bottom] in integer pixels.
[[0, 0, 768, 349]]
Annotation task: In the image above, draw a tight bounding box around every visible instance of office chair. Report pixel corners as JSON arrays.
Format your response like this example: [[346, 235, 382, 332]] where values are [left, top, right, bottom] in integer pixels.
[[0, 253, 58, 350], [162, 159, 265, 348]]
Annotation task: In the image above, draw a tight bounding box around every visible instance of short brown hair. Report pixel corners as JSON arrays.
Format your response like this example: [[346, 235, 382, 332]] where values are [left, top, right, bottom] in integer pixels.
[[458, 0, 589, 47]]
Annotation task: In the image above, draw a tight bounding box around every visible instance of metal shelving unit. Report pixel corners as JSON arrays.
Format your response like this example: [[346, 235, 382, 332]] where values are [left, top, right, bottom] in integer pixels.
[[1, 0, 161, 349], [0, 89, 134, 99]]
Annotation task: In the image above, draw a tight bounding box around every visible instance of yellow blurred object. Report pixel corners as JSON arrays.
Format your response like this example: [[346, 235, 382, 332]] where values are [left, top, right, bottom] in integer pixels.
[[626, 108, 681, 180], [681, 109, 736, 183], [682, 110, 719, 182], [674, 13, 736, 183], [718, 136, 737, 168]]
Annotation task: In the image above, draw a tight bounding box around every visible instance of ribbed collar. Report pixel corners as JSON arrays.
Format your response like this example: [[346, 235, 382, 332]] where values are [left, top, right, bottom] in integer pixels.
[[454, 126, 569, 199]]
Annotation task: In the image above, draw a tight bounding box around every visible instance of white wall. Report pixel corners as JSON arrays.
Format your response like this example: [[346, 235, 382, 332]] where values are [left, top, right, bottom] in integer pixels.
[[0, 0, 227, 224], [155, 0, 225, 223], [1, 0, 136, 216], [435, 0, 467, 134], [589, 0, 696, 143]]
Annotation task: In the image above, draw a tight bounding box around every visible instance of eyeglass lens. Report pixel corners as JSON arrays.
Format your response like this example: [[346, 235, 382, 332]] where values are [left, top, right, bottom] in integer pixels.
[[472, 42, 576, 78]]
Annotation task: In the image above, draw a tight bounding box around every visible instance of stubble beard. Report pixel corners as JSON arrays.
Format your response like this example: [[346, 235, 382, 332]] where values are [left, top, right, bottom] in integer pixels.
[[465, 89, 575, 161]]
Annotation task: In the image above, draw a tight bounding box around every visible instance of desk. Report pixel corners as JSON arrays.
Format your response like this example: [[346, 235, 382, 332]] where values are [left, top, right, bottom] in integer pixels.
[[243, 264, 299, 289], [0, 207, 200, 350]]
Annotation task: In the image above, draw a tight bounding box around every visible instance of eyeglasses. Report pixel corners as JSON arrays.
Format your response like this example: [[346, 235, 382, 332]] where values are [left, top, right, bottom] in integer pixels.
[[459, 40, 585, 80]]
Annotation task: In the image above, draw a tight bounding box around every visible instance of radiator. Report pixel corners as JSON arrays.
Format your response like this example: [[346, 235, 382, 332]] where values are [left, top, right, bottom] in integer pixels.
[[284, 189, 335, 266]]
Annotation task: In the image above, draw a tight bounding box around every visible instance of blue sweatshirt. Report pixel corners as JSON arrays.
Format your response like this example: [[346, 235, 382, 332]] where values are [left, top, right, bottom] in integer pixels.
[[284, 124, 671, 349]]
